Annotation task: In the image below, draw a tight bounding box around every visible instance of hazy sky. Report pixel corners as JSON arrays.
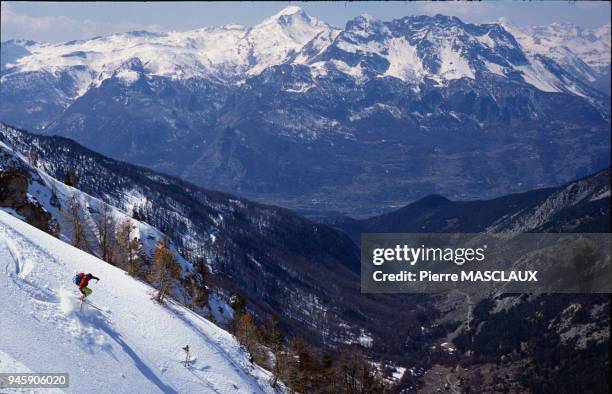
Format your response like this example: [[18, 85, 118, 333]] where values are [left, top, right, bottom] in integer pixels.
[[2, 1, 611, 43]]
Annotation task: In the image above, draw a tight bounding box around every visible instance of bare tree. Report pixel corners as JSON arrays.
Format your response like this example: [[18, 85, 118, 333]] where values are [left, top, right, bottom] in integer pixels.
[[273, 349, 296, 391], [28, 151, 38, 167], [232, 311, 266, 365], [289, 337, 318, 393], [94, 203, 116, 264], [264, 317, 284, 388], [149, 238, 181, 303], [63, 167, 78, 187], [334, 347, 387, 394], [116, 218, 145, 276], [62, 193, 89, 251], [190, 257, 211, 308]]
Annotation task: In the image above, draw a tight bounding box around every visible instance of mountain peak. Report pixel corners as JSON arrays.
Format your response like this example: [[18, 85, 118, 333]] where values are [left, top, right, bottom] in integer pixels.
[[345, 12, 385, 35], [257, 5, 322, 29], [358, 12, 377, 21], [274, 5, 304, 17], [494, 16, 514, 29], [248, 4, 330, 66]]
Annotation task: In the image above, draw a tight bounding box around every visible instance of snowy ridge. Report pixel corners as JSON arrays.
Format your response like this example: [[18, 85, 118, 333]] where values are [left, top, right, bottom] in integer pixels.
[[299, 13, 599, 96], [499, 18, 611, 73], [486, 169, 611, 233], [0, 139, 191, 274], [1, 6, 334, 93], [0, 210, 280, 393], [1, 7, 609, 101], [1, 124, 382, 354], [497, 18, 611, 94]]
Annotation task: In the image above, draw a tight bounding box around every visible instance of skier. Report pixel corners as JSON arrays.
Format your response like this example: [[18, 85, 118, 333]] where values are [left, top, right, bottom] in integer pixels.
[[74, 272, 100, 299]]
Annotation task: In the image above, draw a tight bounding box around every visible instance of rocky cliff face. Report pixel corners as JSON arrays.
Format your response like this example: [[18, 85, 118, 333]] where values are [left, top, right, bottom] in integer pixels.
[[0, 154, 59, 236]]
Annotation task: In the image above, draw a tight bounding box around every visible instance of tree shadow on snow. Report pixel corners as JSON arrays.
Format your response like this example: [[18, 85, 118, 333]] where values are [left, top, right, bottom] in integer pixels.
[[100, 326, 179, 394], [74, 304, 178, 394], [162, 300, 267, 392]]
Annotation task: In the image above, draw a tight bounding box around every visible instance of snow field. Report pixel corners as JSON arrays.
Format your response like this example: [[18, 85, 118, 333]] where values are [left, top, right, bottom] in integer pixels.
[[0, 210, 280, 394]]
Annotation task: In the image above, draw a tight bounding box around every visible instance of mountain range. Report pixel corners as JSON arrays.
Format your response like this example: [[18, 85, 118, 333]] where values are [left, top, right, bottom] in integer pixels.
[[1, 7, 610, 215], [333, 167, 610, 240], [1, 5, 611, 391]]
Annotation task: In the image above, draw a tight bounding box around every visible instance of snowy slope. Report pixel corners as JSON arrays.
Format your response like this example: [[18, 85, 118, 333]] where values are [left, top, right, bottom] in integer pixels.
[[294, 13, 607, 98], [0, 138, 191, 274], [497, 18, 611, 89], [0, 6, 333, 92], [0, 210, 280, 394], [0, 125, 385, 352], [505, 20, 611, 73]]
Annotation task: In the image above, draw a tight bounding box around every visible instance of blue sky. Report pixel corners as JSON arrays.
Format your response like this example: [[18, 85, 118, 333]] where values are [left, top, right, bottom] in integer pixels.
[[2, 1, 610, 43]]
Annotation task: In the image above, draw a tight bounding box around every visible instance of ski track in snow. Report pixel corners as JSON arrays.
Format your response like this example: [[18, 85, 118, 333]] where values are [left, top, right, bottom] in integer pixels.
[[0, 210, 279, 394]]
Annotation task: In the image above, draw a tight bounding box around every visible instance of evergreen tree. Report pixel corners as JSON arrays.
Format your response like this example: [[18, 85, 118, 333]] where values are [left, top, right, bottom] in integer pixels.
[[229, 293, 246, 313]]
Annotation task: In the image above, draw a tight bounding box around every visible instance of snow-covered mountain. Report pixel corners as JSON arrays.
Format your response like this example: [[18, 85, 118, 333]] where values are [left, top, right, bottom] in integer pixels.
[[501, 20, 611, 73], [0, 210, 280, 393], [0, 123, 425, 359], [1, 8, 610, 215], [1, 6, 333, 88], [498, 18, 611, 94], [3, 6, 610, 99], [0, 134, 200, 305], [2, 9, 608, 98], [290, 13, 604, 98], [1, 128, 609, 392]]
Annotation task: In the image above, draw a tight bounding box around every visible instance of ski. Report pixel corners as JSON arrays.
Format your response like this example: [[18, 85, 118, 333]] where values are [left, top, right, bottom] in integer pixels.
[[78, 297, 106, 313], [83, 300, 105, 312]]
